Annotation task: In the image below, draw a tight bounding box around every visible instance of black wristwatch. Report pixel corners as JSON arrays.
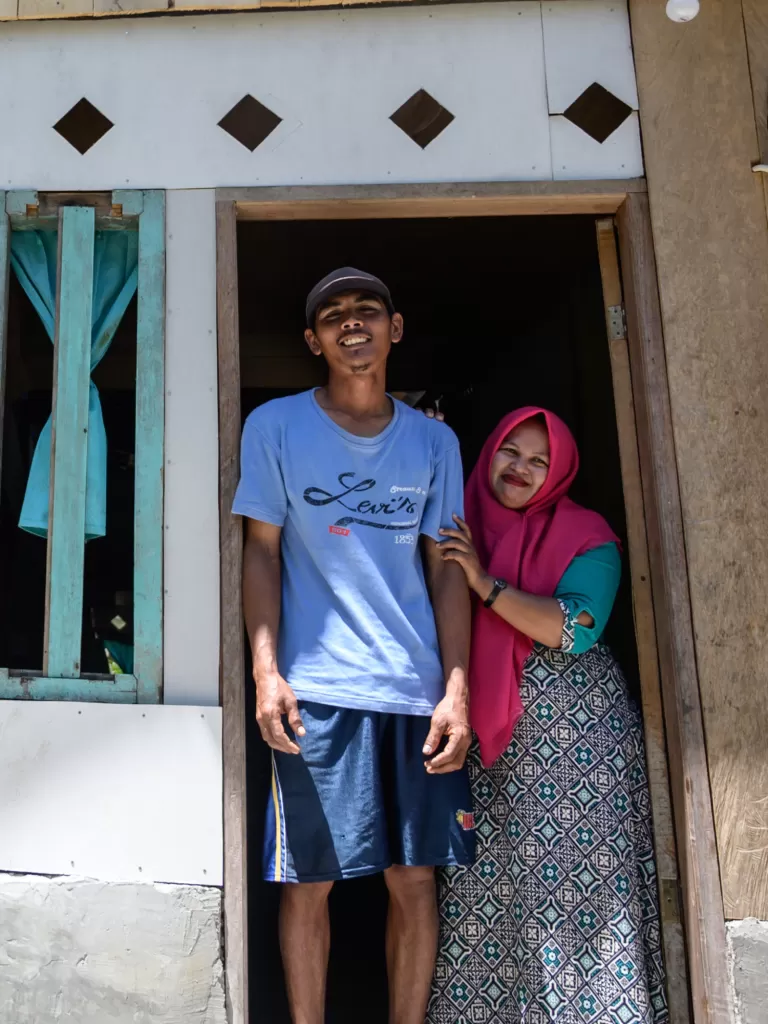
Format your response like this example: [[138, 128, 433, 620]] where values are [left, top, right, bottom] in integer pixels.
[[483, 578, 508, 608]]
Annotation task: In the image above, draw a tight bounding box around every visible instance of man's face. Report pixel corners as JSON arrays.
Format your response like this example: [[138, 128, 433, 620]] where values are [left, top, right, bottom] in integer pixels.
[[305, 290, 403, 375]]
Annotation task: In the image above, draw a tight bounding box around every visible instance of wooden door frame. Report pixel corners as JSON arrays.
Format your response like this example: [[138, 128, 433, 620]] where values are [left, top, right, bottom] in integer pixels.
[[215, 179, 728, 1024]]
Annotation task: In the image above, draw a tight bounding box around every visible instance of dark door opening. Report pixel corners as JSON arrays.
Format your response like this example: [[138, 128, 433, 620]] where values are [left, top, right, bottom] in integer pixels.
[[236, 213, 642, 1023]]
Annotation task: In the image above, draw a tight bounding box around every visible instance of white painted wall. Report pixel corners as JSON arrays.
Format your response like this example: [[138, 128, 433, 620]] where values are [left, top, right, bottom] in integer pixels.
[[0, 2, 642, 190], [164, 190, 220, 707], [0, 701, 223, 885]]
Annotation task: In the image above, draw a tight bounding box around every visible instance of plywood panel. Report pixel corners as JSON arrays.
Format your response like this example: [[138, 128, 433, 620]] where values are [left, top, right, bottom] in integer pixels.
[[163, 190, 220, 707], [617, 193, 730, 1024], [550, 111, 643, 179], [0, 701, 222, 884], [0, 6, 554, 190], [630, 0, 768, 923], [542, 0, 638, 112]]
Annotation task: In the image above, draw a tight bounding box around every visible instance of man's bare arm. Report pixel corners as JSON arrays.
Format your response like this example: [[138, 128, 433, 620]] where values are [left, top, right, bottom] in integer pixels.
[[243, 518, 304, 754], [421, 537, 472, 774]]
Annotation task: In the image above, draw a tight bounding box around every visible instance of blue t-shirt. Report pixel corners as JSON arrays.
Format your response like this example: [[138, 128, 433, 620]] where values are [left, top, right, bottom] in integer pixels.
[[232, 389, 465, 716]]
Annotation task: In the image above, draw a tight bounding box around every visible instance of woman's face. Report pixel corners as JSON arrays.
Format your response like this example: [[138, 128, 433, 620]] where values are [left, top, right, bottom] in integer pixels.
[[490, 418, 551, 510]]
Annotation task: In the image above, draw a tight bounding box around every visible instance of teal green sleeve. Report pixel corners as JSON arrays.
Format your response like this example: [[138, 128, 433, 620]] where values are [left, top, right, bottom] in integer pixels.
[[554, 542, 621, 655]]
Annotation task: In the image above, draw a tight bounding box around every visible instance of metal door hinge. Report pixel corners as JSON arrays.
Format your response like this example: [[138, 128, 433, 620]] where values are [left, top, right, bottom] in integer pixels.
[[607, 304, 626, 340]]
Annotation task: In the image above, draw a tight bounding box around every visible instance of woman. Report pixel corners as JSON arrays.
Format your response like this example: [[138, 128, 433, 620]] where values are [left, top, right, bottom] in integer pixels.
[[428, 407, 667, 1024]]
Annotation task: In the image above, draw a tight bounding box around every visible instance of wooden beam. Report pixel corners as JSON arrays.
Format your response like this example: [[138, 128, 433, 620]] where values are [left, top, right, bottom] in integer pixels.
[[220, 179, 647, 221], [0, 670, 137, 702], [133, 191, 165, 704], [616, 193, 731, 1024], [44, 206, 94, 679], [217, 198, 248, 1024], [631, 0, 768, 925], [0, 194, 9, 516], [595, 216, 690, 1024]]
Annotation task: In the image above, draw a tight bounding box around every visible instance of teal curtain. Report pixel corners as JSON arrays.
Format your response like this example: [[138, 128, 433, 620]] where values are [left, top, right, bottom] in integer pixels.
[[11, 230, 139, 540]]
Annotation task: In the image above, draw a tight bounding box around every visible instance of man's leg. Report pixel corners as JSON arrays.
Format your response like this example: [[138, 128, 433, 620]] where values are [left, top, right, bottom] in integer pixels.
[[279, 880, 334, 1024], [383, 864, 438, 1024]]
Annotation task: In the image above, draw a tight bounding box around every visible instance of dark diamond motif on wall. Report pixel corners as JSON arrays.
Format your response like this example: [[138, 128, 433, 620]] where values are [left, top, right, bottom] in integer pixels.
[[218, 95, 282, 152], [563, 83, 632, 144], [53, 98, 114, 155], [390, 89, 455, 149]]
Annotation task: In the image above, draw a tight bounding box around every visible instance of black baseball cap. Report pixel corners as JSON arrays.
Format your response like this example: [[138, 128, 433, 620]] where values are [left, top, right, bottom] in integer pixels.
[[306, 267, 395, 328]]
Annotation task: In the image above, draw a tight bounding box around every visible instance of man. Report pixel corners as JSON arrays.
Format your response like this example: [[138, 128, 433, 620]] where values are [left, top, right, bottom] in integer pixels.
[[233, 268, 475, 1024]]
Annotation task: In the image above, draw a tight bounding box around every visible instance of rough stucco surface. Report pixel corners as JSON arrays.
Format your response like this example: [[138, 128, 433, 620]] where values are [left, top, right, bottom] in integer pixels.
[[727, 919, 768, 1024], [0, 873, 226, 1023]]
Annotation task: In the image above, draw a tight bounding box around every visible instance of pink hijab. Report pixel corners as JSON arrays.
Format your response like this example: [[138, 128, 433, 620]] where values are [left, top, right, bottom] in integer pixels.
[[465, 407, 619, 766]]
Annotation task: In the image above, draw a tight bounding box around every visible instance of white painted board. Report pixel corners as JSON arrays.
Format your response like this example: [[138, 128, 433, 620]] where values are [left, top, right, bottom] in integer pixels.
[[0, 4, 554, 189], [550, 111, 643, 180], [164, 190, 220, 707], [542, 0, 638, 113], [0, 702, 223, 885]]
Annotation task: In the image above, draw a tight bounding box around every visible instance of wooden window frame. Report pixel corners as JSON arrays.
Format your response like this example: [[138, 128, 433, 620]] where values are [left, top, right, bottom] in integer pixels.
[[215, 179, 729, 1024], [0, 189, 166, 705]]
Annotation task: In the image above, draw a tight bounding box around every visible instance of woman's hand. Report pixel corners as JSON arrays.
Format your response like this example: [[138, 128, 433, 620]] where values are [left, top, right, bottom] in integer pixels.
[[438, 515, 489, 595], [423, 408, 445, 421]]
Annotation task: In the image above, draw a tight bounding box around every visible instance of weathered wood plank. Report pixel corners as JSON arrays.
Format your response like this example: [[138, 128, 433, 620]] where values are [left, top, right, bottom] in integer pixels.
[[617, 193, 731, 1024], [44, 206, 94, 680], [133, 191, 165, 705], [595, 217, 690, 1024], [223, 179, 647, 221], [0, 669, 137, 702], [217, 198, 248, 1024], [631, 0, 768, 925]]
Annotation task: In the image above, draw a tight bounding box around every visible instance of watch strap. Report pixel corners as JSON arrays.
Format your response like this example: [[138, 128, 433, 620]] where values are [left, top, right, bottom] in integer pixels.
[[483, 578, 508, 608]]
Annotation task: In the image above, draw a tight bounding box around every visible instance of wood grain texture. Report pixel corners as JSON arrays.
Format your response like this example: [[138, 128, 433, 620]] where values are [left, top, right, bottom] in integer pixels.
[[743, 0, 768, 163], [217, 199, 248, 1024], [630, 0, 768, 923], [44, 206, 94, 680], [223, 180, 647, 221], [616, 193, 731, 1024], [133, 190, 165, 704], [595, 217, 690, 1024]]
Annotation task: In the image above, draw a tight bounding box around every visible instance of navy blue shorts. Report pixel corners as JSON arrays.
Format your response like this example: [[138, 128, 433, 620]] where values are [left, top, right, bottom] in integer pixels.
[[264, 701, 476, 883]]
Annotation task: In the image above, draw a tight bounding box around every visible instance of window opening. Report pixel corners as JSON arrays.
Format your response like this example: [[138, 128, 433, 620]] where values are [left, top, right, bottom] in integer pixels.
[[0, 190, 165, 704]]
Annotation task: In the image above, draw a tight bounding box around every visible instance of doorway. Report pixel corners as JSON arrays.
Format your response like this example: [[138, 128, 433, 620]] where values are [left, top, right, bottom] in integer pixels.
[[215, 184, 717, 1024]]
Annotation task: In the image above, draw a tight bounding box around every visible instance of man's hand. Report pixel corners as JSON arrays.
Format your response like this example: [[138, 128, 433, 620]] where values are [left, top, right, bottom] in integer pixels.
[[423, 690, 471, 774], [255, 671, 306, 755]]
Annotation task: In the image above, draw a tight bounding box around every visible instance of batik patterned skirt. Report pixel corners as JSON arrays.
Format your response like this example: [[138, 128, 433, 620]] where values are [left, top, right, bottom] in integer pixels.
[[428, 643, 668, 1024]]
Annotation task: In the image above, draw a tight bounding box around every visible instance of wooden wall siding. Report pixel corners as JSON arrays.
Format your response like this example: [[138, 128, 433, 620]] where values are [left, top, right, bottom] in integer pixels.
[[0, 4, 642, 190], [630, 0, 768, 922], [44, 206, 95, 679], [133, 191, 165, 704]]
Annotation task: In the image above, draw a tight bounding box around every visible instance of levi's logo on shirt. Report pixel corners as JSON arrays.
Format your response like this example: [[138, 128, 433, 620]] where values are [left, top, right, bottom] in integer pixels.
[[305, 471, 421, 533]]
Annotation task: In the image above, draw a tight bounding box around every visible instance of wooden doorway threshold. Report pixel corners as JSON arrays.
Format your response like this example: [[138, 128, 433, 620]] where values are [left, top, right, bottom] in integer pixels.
[[215, 178, 729, 1024]]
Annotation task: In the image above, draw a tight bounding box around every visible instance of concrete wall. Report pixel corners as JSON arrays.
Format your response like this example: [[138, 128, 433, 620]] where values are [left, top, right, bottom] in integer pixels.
[[0, 873, 226, 1024], [727, 921, 768, 1024]]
